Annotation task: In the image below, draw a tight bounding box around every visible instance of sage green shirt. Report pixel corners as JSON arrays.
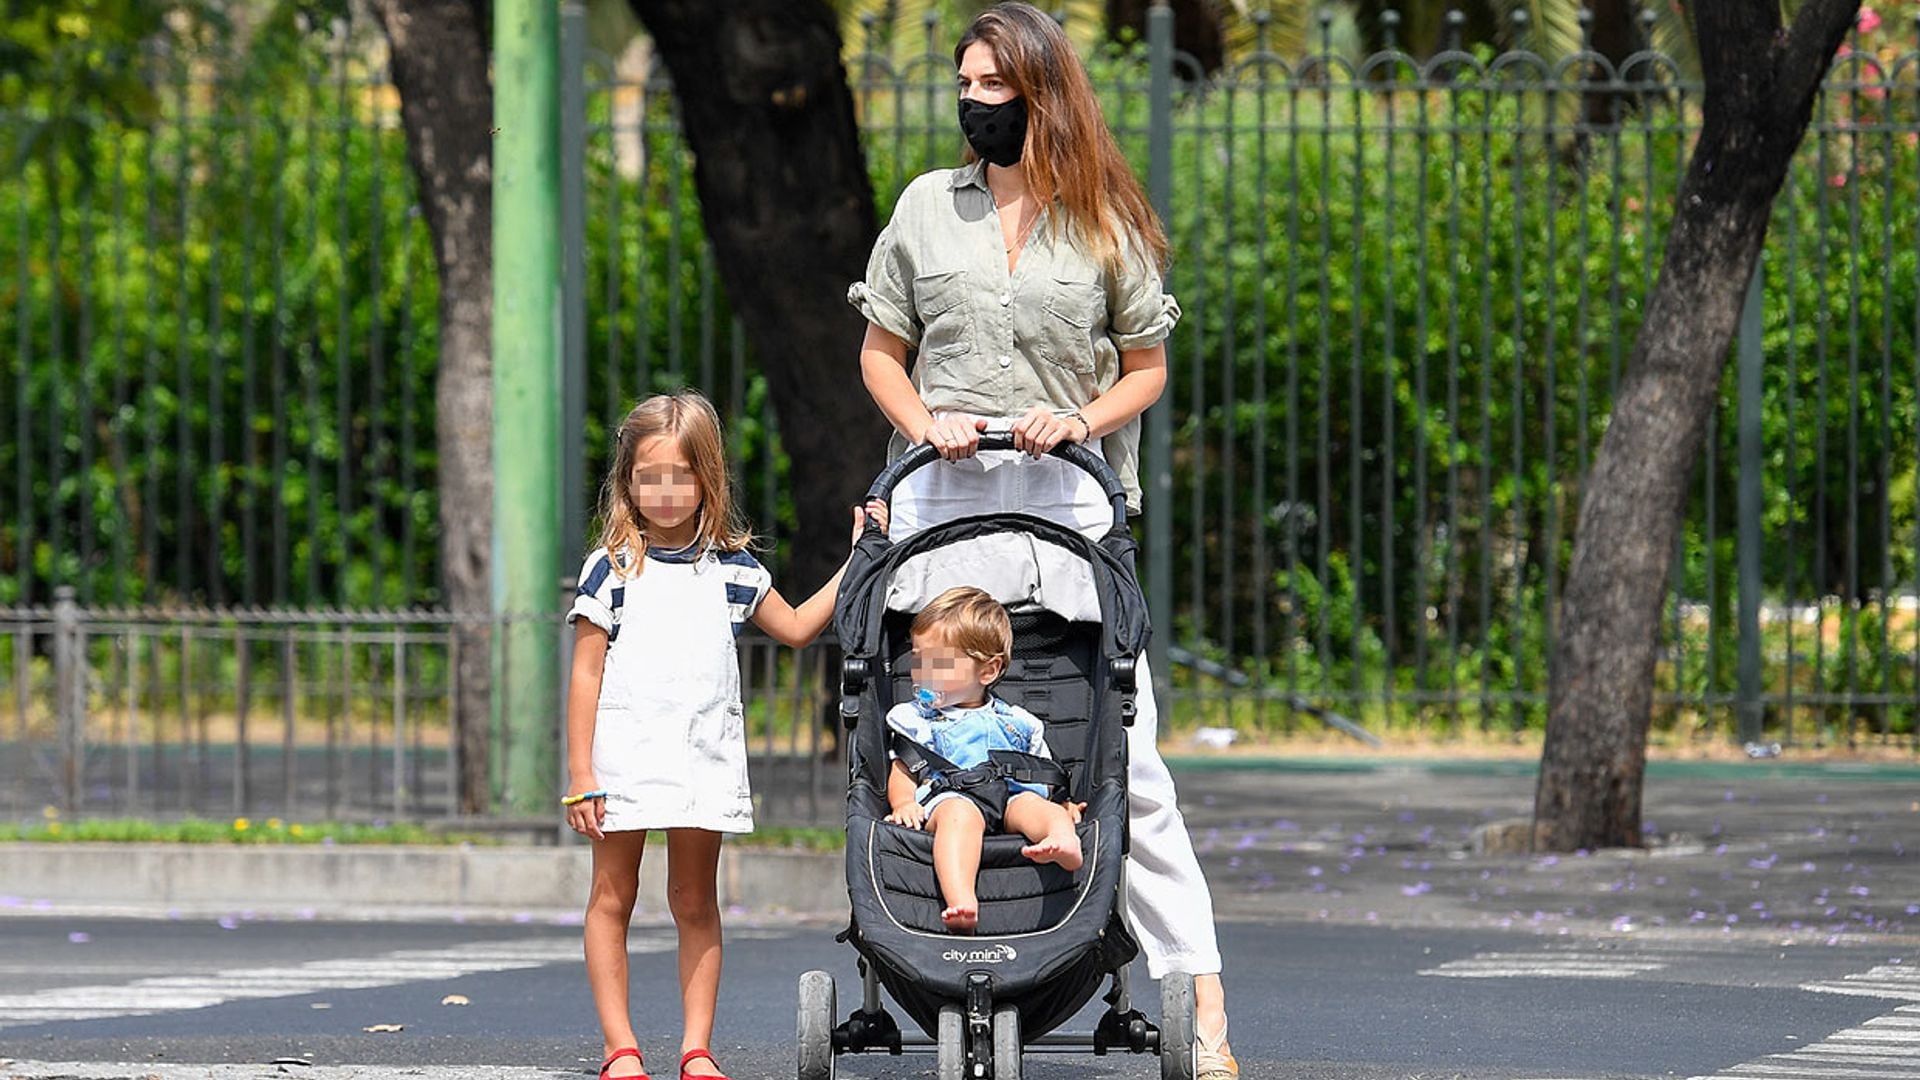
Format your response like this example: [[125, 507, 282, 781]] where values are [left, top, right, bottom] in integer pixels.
[[848, 160, 1182, 512]]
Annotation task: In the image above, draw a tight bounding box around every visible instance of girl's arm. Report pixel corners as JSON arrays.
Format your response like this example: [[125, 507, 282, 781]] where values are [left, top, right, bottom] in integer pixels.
[[859, 323, 986, 461], [752, 501, 891, 648], [563, 620, 610, 839], [1011, 343, 1169, 455]]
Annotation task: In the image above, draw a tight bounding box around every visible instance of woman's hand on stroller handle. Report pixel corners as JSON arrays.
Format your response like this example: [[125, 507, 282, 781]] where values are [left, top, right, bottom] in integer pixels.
[[1010, 406, 1090, 457], [918, 410, 989, 461]]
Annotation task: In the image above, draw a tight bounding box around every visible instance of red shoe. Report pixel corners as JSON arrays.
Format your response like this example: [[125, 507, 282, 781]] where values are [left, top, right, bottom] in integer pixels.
[[679, 1049, 730, 1080], [600, 1048, 649, 1080]]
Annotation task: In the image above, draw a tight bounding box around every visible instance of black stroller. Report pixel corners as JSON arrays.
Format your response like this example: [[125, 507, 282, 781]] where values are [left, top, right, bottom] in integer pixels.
[[796, 435, 1197, 1080]]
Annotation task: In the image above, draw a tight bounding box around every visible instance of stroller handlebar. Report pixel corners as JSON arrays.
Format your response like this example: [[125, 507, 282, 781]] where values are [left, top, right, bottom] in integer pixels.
[[863, 434, 1129, 532]]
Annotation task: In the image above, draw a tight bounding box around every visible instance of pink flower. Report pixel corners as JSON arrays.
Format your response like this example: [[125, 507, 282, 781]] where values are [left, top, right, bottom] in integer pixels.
[[1857, 6, 1881, 33], [1829, 171, 1850, 188]]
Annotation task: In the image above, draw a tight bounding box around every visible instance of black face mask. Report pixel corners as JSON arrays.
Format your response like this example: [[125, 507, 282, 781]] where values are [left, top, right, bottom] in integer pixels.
[[958, 96, 1028, 168]]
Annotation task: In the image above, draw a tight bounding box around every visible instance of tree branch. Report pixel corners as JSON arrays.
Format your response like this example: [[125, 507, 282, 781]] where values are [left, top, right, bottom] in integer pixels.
[[1776, 0, 1863, 114]]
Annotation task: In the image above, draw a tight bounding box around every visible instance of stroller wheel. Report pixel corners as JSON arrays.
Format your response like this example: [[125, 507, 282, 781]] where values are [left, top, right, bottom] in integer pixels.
[[936, 1004, 965, 1080], [1159, 972, 1197, 1080], [992, 1004, 1022, 1080], [796, 970, 836, 1080]]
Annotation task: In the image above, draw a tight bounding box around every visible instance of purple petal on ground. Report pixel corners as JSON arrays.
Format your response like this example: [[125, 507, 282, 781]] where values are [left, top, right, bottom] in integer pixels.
[[1654, 876, 1667, 886], [1540, 856, 1560, 867], [1235, 834, 1260, 850], [1401, 882, 1432, 897], [1849, 885, 1871, 897], [0, 897, 20, 907], [1311, 883, 1327, 893], [1306, 865, 1324, 877], [217, 916, 239, 930], [513, 912, 534, 923], [1826, 935, 1841, 945], [67, 932, 90, 944], [726, 904, 746, 916], [1724, 790, 1736, 802], [1748, 855, 1779, 870], [1689, 887, 1702, 899], [1689, 911, 1708, 922], [1816, 793, 1829, 804], [1480, 870, 1493, 880], [1643, 820, 1658, 835], [1420, 862, 1433, 871], [1418, 826, 1436, 844], [1802, 862, 1817, 872], [1273, 819, 1299, 831], [1790, 921, 1803, 929], [1751, 901, 1767, 911], [1338, 863, 1352, 874], [1365, 911, 1379, 922], [1398, 811, 1416, 823], [1905, 904, 1919, 915], [1229, 857, 1243, 869], [1714, 844, 1729, 855], [298, 908, 317, 920], [31, 899, 50, 909]]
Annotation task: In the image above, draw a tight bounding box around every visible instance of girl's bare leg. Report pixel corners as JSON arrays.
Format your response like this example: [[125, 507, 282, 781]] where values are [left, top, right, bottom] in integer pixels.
[[586, 830, 650, 1078], [928, 799, 987, 931], [666, 828, 726, 1078], [1003, 793, 1083, 870]]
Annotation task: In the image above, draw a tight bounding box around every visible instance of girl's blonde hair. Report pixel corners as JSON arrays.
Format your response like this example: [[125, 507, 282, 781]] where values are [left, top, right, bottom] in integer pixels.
[[911, 586, 1014, 678], [955, 2, 1169, 273], [596, 392, 752, 575]]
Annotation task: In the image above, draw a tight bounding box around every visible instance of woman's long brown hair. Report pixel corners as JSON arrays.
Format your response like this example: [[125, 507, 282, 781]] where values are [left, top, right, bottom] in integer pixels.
[[596, 392, 752, 576], [955, 2, 1169, 272]]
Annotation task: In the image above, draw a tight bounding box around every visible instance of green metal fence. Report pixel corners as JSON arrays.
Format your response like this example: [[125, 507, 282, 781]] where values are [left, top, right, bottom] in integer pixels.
[[3, 11, 1917, 764]]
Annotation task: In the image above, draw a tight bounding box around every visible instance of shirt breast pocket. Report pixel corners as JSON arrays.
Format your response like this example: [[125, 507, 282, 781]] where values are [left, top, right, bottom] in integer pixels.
[[1037, 278, 1104, 376], [913, 269, 976, 363]]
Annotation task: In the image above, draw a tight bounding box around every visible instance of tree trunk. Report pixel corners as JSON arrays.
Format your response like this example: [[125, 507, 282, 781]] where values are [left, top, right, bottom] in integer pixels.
[[626, 0, 891, 594], [1534, 0, 1860, 852], [370, 0, 496, 814], [1106, 0, 1224, 73]]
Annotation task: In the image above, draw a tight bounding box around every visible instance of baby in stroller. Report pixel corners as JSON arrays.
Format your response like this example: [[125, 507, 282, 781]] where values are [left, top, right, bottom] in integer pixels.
[[882, 586, 1085, 931]]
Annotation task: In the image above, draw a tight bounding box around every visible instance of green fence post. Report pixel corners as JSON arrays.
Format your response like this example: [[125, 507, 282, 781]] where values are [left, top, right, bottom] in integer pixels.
[[493, 0, 562, 813], [1736, 258, 1765, 746], [1146, 1, 1173, 711], [560, 1, 589, 575]]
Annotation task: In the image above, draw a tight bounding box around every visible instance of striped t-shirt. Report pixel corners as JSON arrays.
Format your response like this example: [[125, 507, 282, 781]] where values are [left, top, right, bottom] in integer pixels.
[[569, 542, 772, 639]]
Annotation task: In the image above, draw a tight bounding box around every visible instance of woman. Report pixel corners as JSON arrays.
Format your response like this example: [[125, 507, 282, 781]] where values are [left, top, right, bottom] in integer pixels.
[[847, 5, 1239, 1078]]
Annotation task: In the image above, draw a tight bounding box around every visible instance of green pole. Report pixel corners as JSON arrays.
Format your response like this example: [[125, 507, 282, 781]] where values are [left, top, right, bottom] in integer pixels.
[[1145, 1, 1174, 712], [492, 0, 561, 813]]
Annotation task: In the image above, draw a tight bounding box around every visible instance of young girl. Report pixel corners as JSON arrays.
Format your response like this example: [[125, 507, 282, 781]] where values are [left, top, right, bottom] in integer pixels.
[[561, 391, 883, 1080]]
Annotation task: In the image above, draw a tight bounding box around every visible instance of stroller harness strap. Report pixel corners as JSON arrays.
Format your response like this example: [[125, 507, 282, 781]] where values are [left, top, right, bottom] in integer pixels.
[[890, 732, 1072, 802]]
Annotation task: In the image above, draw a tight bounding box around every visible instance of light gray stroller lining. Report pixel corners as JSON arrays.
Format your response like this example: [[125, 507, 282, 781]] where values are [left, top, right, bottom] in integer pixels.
[[884, 532, 1104, 623]]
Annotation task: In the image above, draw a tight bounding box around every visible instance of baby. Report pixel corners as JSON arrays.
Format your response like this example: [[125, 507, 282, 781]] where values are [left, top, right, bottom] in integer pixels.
[[884, 586, 1083, 932]]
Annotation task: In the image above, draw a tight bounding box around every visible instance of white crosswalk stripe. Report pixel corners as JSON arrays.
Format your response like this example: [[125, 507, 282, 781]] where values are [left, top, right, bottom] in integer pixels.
[[1804, 965, 1920, 1002], [0, 1062, 576, 1080], [0, 936, 671, 1028], [1419, 950, 1671, 979], [1689, 1004, 1920, 1080]]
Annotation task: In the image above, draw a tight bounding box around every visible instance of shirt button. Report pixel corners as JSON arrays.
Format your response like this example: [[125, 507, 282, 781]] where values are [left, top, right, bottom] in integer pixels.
[[998, 355, 1012, 368], [999, 293, 1011, 306]]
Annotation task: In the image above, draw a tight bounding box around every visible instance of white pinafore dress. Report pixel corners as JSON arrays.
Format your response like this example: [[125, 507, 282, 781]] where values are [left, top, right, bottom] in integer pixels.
[[568, 542, 771, 834]]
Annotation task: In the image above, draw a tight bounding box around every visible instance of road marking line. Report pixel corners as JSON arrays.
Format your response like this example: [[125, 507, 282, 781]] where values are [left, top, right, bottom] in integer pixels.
[[1420, 950, 1671, 979], [1690, 1004, 1920, 1080], [0, 934, 670, 1030], [1805, 967, 1920, 1003]]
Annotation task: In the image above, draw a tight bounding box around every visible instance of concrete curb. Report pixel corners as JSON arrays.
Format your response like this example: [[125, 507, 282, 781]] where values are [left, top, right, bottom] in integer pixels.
[[0, 843, 850, 920]]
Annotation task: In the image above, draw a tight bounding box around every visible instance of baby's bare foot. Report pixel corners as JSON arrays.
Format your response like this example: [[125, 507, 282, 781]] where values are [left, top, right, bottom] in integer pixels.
[[1021, 832, 1084, 871], [942, 899, 979, 932]]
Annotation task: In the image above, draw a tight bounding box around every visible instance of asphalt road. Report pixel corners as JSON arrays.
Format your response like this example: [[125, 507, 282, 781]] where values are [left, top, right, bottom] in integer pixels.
[[2, 913, 1918, 1080]]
